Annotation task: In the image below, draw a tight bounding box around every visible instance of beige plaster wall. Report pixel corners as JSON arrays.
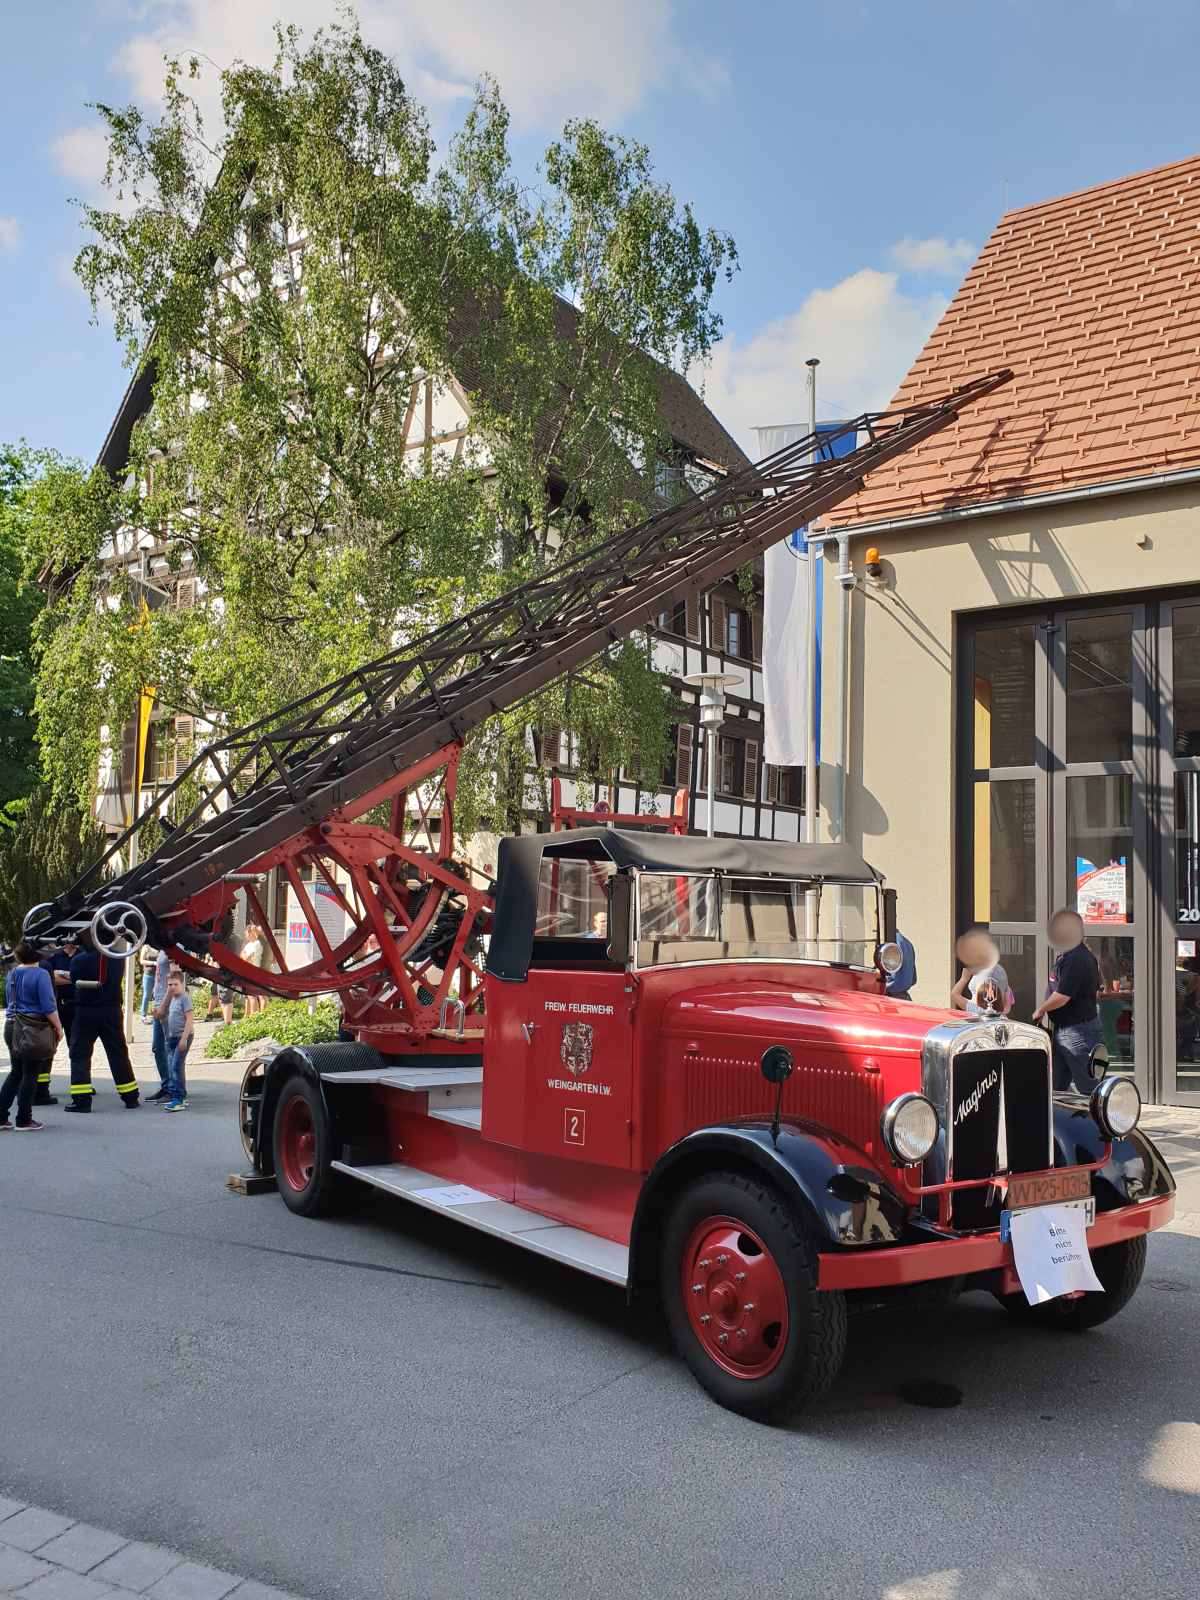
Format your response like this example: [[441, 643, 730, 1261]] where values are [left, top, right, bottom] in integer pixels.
[[817, 481, 1200, 1006]]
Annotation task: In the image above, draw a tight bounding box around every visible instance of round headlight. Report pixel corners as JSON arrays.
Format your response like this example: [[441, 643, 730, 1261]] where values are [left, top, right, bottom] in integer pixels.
[[878, 941, 904, 975], [880, 1092, 939, 1167], [1090, 1074, 1141, 1139]]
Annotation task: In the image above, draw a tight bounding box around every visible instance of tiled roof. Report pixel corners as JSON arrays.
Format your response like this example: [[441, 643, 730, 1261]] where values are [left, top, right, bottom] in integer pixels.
[[823, 153, 1200, 528]]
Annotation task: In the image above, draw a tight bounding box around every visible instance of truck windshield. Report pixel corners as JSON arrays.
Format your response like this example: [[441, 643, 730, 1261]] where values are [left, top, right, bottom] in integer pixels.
[[635, 873, 876, 969]]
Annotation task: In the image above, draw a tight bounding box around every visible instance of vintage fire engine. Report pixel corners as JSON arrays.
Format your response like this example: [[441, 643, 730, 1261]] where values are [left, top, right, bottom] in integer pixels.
[[25, 374, 1176, 1421]]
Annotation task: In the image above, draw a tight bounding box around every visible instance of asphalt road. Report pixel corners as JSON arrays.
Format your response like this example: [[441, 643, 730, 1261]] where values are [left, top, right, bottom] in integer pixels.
[[2, 1036, 1199, 1600]]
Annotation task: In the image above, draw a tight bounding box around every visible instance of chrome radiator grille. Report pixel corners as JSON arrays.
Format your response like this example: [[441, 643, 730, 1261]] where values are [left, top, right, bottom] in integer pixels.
[[921, 1018, 1054, 1233]]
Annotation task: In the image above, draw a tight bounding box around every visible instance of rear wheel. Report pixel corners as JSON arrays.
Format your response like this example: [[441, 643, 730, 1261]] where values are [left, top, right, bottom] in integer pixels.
[[995, 1232, 1146, 1330], [660, 1171, 846, 1423], [271, 1074, 345, 1218]]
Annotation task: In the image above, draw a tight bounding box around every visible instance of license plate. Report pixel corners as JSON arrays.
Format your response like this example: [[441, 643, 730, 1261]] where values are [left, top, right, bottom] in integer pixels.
[[1005, 1168, 1091, 1210], [1000, 1195, 1095, 1242]]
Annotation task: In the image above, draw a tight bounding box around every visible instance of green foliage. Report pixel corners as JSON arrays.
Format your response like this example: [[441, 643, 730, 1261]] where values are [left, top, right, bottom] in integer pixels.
[[39, 15, 733, 832], [0, 448, 49, 806], [0, 789, 109, 941], [202, 997, 340, 1058]]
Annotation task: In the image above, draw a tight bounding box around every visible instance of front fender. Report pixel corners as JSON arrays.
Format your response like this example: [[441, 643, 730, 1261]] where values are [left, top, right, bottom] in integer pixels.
[[626, 1115, 909, 1306], [1052, 1100, 1177, 1210], [254, 1040, 384, 1173]]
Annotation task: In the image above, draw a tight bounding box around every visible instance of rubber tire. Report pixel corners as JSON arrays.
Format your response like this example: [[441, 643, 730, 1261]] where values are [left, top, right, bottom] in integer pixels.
[[660, 1171, 846, 1424], [994, 1232, 1146, 1330], [271, 1073, 346, 1218]]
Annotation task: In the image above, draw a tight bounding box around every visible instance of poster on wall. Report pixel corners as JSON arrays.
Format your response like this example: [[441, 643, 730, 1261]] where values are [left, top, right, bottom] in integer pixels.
[[284, 878, 346, 974], [285, 885, 311, 970], [1076, 857, 1126, 923]]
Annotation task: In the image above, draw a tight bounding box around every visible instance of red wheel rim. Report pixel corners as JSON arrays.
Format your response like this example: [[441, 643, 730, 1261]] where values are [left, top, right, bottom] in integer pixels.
[[278, 1094, 317, 1193], [682, 1215, 789, 1379]]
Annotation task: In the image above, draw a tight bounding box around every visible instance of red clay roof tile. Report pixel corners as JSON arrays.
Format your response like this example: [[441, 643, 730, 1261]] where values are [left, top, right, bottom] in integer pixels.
[[822, 154, 1200, 527]]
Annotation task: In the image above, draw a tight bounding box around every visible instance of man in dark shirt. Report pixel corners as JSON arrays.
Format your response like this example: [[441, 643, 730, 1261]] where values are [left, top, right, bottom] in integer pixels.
[[65, 948, 140, 1111], [33, 938, 78, 1106], [1032, 909, 1103, 1095]]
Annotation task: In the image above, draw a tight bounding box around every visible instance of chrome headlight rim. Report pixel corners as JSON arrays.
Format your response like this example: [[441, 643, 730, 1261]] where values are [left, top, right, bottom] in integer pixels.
[[877, 941, 904, 976], [1090, 1073, 1141, 1140], [880, 1091, 940, 1168]]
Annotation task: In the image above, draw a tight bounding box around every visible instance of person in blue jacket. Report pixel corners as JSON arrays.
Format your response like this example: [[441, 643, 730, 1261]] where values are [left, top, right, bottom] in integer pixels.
[[885, 930, 918, 1001], [2, 941, 65, 1129], [65, 947, 140, 1111]]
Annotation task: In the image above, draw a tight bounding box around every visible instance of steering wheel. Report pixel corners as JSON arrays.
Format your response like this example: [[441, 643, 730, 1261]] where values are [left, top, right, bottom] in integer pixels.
[[90, 901, 148, 957]]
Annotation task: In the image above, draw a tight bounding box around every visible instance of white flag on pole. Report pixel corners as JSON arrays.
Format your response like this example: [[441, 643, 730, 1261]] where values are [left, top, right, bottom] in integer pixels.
[[763, 536, 808, 767], [756, 423, 810, 769]]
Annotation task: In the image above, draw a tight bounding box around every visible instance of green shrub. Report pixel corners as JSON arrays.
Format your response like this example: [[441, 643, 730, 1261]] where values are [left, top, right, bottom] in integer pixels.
[[203, 999, 341, 1059]]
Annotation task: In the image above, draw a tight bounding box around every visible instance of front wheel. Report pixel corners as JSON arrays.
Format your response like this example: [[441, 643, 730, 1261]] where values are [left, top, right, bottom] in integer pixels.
[[994, 1232, 1146, 1330], [660, 1171, 846, 1424], [271, 1074, 345, 1218]]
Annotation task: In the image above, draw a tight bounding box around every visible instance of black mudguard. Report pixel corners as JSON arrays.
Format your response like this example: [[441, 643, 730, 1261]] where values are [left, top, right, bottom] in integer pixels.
[[253, 1040, 384, 1173], [1052, 1100, 1176, 1211], [626, 1115, 908, 1306]]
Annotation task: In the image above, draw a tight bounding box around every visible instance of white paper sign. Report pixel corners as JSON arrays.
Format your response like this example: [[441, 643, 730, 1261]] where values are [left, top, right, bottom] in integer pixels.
[[1009, 1202, 1104, 1305]]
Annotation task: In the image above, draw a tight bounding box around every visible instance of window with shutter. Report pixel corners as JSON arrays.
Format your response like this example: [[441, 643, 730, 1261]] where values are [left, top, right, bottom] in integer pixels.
[[685, 596, 700, 642], [540, 723, 561, 767], [676, 723, 693, 790], [709, 595, 725, 653], [765, 763, 779, 804], [751, 609, 763, 664], [175, 577, 196, 610], [743, 738, 759, 801]]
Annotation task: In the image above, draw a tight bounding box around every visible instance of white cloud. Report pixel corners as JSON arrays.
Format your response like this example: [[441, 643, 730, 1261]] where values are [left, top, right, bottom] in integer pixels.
[[50, 124, 111, 195], [0, 216, 20, 252], [109, 0, 724, 134], [702, 268, 948, 457], [887, 235, 976, 275]]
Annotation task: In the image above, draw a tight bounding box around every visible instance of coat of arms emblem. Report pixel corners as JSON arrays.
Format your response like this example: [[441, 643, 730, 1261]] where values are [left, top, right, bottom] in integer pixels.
[[560, 1021, 593, 1078]]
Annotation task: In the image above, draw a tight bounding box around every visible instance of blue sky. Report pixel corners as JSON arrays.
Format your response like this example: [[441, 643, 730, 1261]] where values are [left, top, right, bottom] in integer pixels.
[[4, 0, 1200, 463]]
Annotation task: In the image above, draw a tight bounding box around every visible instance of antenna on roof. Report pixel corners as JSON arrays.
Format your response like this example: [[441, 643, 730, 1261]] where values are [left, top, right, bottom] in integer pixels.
[[1005, 179, 1009, 212]]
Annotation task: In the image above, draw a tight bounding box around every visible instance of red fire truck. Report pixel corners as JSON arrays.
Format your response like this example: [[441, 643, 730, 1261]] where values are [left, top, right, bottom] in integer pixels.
[[239, 827, 1174, 1422], [26, 374, 1175, 1421]]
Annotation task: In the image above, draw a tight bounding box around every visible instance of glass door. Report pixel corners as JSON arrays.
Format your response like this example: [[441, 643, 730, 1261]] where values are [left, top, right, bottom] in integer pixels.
[[1160, 599, 1200, 1102], [970, 620, 1045, 1021], [1050, 605, 1148, 1089]]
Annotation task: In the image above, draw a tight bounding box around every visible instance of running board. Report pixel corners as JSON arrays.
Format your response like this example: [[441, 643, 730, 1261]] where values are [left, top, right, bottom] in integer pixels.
[[332, 1160, 630, 1286]]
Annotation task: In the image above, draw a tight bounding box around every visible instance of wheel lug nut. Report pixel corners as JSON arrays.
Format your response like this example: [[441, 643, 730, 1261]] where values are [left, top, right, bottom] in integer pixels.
[[743, 1302, 755, 1313], [717, 1332, 729, 1345], [737, 1329, 748, 1340], [698, 1259, 710, 1269], [716, 1254, 728, 1265], [700, 1314, 710, 1324], [735, 1272, 746, 1283], [692, 1284, 703, 1295]]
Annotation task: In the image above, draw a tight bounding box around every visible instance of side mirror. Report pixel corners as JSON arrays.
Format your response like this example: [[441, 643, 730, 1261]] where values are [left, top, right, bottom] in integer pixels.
[[1088, 1042, 1109, 1083], [607, 873, 633, 966], [760, 1044, 795, 1085]]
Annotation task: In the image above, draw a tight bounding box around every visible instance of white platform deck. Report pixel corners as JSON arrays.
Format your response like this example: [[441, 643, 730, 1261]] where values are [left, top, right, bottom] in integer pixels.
[[332, 1159, 630, 1286]]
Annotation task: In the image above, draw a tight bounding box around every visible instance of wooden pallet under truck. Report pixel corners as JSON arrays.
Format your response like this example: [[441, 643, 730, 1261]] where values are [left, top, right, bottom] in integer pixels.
[[26, 374, 1176, 1421]]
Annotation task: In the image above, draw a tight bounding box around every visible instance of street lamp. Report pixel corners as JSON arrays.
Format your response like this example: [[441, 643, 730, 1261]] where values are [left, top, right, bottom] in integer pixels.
[[683, 672, 743, 838]]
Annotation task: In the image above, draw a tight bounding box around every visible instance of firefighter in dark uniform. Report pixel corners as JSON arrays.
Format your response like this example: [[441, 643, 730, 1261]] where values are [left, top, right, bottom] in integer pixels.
[[65, 946, 140, 1111], [33, 937, 78, 1106]]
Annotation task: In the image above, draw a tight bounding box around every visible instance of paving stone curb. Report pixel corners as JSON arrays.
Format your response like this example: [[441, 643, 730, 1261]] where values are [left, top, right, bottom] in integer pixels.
[[0, 1501, 305, 1600]]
